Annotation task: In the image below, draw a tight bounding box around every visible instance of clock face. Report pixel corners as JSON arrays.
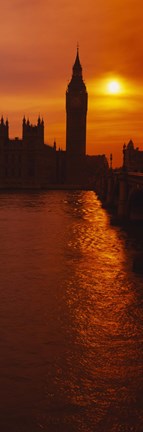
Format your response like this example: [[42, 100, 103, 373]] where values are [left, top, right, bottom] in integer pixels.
[[71, 96, 81, 107]]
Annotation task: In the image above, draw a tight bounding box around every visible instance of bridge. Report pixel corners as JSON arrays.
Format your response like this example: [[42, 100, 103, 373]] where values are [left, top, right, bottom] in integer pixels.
[[105, 169, 143, 221]]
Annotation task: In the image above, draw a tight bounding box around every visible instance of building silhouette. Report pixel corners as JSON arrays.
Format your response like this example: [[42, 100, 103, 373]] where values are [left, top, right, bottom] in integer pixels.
[[0, 49, 108, 190], [123, 140, 143, 172], [0, 116, 57, 188], [65, 49, 108, 187], [66, 48, 88, 157]]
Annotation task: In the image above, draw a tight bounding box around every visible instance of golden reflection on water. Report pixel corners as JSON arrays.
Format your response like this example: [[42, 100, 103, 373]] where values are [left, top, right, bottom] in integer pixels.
[[62, 192, 143, 431]]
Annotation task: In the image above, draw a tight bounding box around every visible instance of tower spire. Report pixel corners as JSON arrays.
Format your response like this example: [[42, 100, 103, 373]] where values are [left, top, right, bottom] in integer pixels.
[[66, 48, 88, 159], [72, 46, 82, 77]]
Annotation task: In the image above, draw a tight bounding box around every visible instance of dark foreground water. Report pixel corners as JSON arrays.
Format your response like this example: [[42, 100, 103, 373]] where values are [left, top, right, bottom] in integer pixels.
[[0, 191, 143, 432]]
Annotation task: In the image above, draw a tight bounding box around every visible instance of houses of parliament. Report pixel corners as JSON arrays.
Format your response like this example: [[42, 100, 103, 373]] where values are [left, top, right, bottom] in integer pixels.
[[0, 49, 108, 189]]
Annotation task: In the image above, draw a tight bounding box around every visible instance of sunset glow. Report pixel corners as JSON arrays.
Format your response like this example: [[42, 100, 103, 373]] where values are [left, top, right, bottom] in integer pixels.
[[0, 0, 143, 166], [107, 80, 122, 95]]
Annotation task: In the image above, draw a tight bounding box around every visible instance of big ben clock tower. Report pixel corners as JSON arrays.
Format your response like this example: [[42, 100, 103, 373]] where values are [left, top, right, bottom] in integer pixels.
[[66, 48, 88, 157]]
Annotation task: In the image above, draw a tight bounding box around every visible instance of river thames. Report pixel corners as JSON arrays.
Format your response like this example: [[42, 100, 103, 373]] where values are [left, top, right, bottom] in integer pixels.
[[0, 191, 143, 432]]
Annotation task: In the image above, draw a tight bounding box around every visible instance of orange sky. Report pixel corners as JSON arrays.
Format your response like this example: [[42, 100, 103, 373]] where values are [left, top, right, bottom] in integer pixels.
[[0, 0, 143, 166]]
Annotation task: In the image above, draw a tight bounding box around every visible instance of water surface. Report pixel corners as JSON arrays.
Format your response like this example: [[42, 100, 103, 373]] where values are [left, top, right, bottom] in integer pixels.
[[0, 191, 142, 432]]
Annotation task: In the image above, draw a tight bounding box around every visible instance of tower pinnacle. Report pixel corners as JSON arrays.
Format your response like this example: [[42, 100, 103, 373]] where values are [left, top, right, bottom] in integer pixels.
[[72, 47, 82, 77]]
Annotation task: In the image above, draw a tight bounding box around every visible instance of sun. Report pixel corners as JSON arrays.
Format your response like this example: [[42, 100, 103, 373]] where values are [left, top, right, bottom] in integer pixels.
[[107, 80, 121, 95]]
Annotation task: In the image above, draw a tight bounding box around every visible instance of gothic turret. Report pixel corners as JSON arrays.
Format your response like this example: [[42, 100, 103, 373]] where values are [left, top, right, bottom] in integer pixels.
[[0, 116, 9, 144], [22, 117, 44, 146]]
